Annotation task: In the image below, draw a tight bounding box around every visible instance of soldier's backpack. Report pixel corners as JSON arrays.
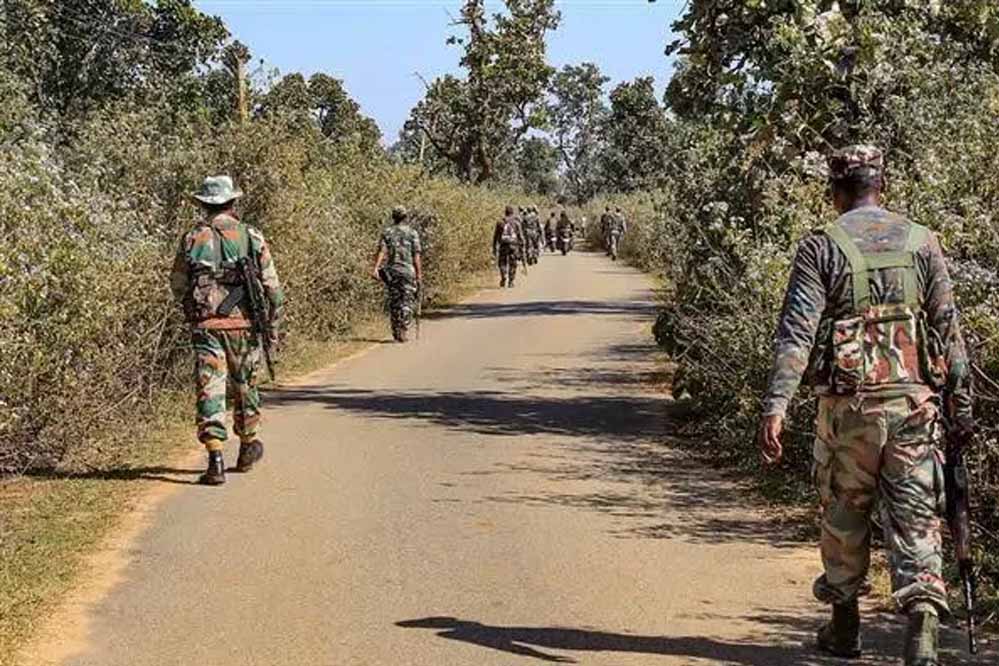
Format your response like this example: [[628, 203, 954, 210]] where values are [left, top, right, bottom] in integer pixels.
[[187, 216, 253, 321], [823, 221, 947, 394], [499, 218, 519, 246]]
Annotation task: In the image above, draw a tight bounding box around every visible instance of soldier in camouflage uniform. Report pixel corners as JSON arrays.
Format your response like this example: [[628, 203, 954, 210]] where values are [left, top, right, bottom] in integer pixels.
[[758, 146, 973, 666], [522, 206, 543, 265], [493, 205, 525, 288], [171, 176, 285, 486], [373, 206, 423, 342]]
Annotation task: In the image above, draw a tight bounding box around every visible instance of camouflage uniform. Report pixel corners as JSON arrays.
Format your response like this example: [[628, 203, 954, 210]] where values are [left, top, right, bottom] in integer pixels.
[[170, 205, 284, 451], [378, 215, 422, 341], [522, 208, 543, 263], [493, 211, 525, 287], [763, 147, 971, 615]]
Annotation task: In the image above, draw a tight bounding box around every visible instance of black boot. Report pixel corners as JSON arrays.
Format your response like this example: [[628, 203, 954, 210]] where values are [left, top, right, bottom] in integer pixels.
[[817, 598, 862, 658], [904, 604, 939, 666], [199, 450, 226, 486], [235, 440, 265, 473]]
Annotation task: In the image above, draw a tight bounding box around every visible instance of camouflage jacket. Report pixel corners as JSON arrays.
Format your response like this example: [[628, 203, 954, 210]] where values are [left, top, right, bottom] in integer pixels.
[[379, 223, 422, 281], [522, 214, 543, 239], [763, 206, 971, 419], [170, 213, 285, 331]]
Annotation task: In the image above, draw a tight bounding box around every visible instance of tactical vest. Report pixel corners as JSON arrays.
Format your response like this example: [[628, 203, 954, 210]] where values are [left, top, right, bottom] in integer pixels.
[[187, 217, 252, 322], [823, 221, 946, 394]]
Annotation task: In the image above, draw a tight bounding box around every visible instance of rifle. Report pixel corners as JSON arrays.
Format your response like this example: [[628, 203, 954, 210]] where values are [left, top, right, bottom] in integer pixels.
[[415, 280, 423, 341], [239, 257, 276, 381], [944, 426, 977, 655]]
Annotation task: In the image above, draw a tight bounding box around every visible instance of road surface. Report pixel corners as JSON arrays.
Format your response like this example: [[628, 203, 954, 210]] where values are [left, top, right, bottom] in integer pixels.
[[29, 249, 992, 665]]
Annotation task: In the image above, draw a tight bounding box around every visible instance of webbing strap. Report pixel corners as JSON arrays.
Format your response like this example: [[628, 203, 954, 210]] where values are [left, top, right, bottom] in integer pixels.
[[824, 222, 928, 312]]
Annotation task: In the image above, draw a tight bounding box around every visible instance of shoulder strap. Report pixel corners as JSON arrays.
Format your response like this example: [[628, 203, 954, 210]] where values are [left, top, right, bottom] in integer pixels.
[[825, 221, 926, 311], [824, 224, 870, 312]]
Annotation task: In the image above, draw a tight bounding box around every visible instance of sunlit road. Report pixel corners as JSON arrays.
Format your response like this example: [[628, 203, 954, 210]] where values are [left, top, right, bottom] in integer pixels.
[[33, 250, 993, 666]]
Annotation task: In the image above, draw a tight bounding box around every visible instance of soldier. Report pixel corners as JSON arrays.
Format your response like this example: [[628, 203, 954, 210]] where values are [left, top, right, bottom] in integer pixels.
[[372, 206, 423, 343], [522, 206, 543, 265], [171, 176, 284, 486], [607, 208, 628, 260], [600, 206, 615, 255], [758, 146, 973, 666], [544, 212, 557, 253], [493, 205, 525, 288]]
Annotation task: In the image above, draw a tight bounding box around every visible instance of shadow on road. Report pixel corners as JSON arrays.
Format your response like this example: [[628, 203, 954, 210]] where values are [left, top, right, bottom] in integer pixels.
[[425, 298, 653, 321], [397, 611, 987, 665], [266, 388, 672, 444], [21, 466, 203, 486]]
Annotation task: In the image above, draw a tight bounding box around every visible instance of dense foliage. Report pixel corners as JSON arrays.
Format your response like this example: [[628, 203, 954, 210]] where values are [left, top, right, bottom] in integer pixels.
[[607, 0, 999, 619], [0, 1, 513, 473]]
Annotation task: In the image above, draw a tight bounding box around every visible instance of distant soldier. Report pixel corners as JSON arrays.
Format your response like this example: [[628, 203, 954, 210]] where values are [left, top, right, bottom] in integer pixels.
[[607, 208, 628, 260], [373, 206, 423, 342], [544, 212, 557, 252], [171, 176, 284, 486], [600, 206, 615, 255], [522, 206, 543, 265], [758, 146, 973, 666], [493, 205, 525, 288]]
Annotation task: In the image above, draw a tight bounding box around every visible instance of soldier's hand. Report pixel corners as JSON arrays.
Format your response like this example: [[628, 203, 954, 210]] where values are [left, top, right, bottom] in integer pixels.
[[758, 414, 784, 465]]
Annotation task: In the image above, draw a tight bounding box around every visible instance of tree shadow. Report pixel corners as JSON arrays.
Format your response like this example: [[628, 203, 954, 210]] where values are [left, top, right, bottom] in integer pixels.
[[265, 387, 673, 444], [396, 610, 992, 665], [424, 298, 654, 322], [21, 466, 203, 486]]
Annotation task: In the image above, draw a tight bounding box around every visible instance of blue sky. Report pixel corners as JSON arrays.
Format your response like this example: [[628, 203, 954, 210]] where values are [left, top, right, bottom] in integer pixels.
[[195, 1, 684, 142]]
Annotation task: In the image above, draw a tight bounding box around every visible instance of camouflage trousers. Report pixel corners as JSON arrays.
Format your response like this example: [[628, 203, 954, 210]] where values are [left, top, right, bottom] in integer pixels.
[[386, 275, 418, 341], [497, 245, 519, 285], [812, 392, 949, 614], [192, 329, 262, 449]]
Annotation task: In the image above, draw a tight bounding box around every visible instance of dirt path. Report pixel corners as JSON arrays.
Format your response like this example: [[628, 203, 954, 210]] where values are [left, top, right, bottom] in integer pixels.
[[26, 250, 993, 665]]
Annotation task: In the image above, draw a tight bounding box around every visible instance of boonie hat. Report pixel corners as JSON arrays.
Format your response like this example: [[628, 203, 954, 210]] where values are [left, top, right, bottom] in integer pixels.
[[193, 175, 243, 205]]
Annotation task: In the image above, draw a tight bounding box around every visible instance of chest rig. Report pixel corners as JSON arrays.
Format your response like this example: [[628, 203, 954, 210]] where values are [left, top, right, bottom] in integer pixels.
[[824, 221, 945, 394]]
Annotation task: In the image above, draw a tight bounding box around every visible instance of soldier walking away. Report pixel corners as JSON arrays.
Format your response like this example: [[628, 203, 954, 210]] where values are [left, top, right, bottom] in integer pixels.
[[544, 211, 557, 253], [373, 206, 423, 343], [493, 205, 525, 287], [607, 208, 628, 261], [171, 176, 285, 486], [757, 146, 974, 666], [522, 206, 543, 265], [600, 206, 615, 255]]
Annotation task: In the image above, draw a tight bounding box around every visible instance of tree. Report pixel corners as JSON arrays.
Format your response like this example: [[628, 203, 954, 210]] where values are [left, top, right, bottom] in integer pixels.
[[547, 63, 609, 203], [1, 0, 227, 121], [258, 71, 381, 151], [665, 1, 999, 152], [404, 0, 560, 183], [600, 77, 670, 193], [516, 136, 560, 195]]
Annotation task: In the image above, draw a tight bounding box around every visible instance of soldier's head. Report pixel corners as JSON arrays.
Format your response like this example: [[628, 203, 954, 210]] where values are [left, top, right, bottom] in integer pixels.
[[615, 207, 622, 214], [828, 145, 884, 213], [391, 205, 408, 224], [505, 205, 515, 216], [193, 175, 242, 216]]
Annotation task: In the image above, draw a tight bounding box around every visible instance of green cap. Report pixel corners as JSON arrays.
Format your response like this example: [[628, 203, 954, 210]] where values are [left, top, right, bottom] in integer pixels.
[[192, 175, 243, 205]]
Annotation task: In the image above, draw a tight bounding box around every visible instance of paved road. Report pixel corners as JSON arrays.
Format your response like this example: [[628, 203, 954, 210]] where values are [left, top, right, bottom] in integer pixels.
[[33, 250, 993, 665]]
